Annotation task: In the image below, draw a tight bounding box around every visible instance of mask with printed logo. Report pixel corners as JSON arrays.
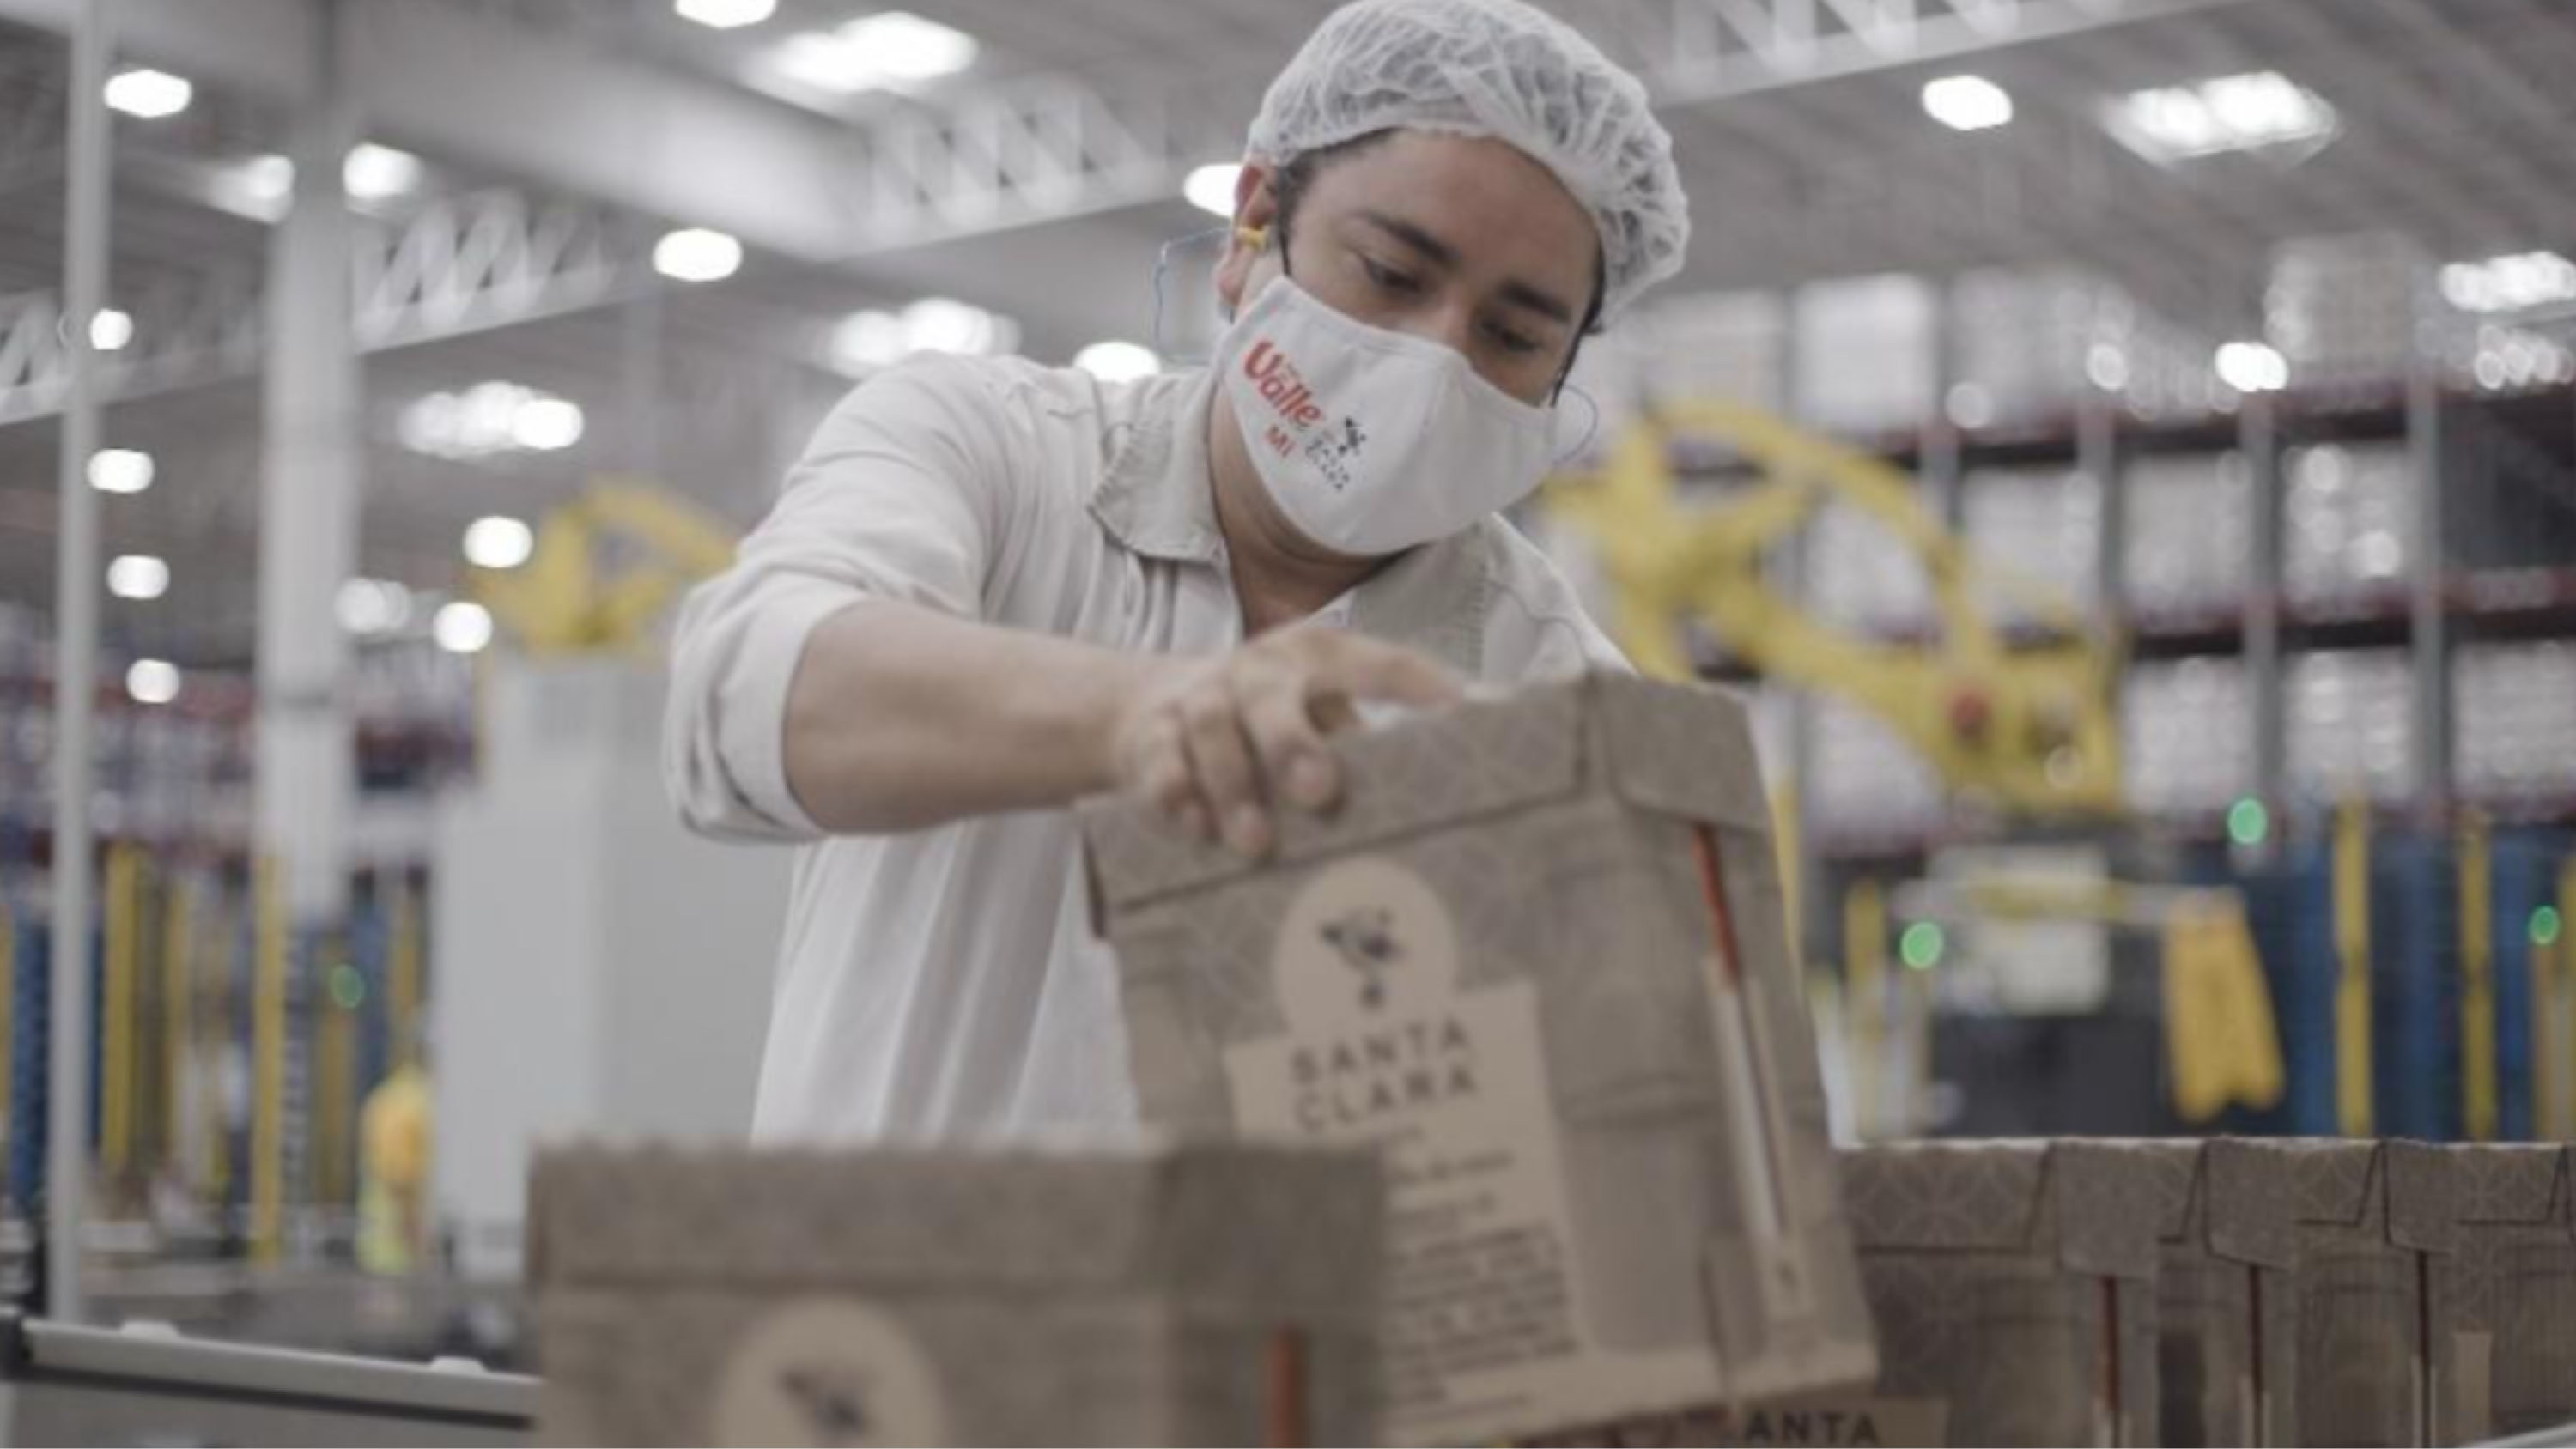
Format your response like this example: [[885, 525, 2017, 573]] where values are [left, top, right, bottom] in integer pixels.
[[1216, 276, 1558, 558]]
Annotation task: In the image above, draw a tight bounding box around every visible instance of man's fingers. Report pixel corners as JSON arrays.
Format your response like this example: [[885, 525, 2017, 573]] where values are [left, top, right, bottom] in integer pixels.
[[1178, 689, 1271, 858], [1316, 634, 1466, 710], [1123, 713, 1211, 840], [1236, 664, 1339, 812]]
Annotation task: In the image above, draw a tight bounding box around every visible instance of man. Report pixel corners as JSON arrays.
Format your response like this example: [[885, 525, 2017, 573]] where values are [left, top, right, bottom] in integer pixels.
[[665, 0, 1689, 1140]]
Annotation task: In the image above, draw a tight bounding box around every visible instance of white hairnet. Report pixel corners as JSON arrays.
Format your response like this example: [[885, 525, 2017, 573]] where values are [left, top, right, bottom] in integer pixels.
[[1246, 0, 1689, 320]]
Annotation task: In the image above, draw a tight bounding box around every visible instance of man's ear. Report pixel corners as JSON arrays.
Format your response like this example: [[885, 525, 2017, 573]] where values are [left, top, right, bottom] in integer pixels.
[[1213, 161, 1283, 317]]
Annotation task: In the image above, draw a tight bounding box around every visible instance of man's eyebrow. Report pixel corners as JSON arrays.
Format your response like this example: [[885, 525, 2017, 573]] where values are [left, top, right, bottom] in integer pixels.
[[1356, 209, 1458, 267], [1354, 209, 1577, 326], [1497, 277, 1576, 326]]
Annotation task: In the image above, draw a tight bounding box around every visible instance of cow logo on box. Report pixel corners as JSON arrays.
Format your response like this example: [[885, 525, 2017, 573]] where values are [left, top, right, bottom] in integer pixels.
[[1319, 906, 1401, 1010], [712, 1299, 948, 1447], [1276, 858, 1456, 1028]]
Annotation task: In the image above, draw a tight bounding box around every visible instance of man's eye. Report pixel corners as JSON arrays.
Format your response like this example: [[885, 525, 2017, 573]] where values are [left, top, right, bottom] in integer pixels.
[[1486, 321, 1544, 355], [1359, 256, 1422, 294]]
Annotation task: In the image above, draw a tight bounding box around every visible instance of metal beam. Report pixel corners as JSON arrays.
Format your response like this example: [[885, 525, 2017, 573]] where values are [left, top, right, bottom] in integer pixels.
[[0, 0, 870, 261], [0, 0, 2266, 269], [46, 0, 110, 1330], [0, 185, 640, 427]]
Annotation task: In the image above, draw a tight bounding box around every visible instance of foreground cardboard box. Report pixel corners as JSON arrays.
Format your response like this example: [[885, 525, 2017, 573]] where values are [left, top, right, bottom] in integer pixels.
[[2119, 1138, 2301, 1447], [2269, 1138, 2457, 1448], [528, 1141, 1384, 1446], [2440, 1142, 2576, 1444], [1084, 674, 1876, 1445]]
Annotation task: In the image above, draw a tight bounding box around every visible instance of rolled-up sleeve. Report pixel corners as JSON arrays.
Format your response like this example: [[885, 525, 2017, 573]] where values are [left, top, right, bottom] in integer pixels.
[[665, 355, 1021, 842]]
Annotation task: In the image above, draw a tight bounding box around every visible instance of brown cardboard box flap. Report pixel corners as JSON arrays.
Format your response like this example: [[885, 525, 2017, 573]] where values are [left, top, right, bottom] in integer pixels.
[[2446, 1143, 2575, 1236], [1081, 677, 1588, 912], [2278, 1138, 2457, 1252], [2108, 1139, 2202, 1241], [2094, 1138, 2295, 1268], [1590, 672, 1776, 835], [528, 1140, 1384, 1319], [2201, 1137, 2300, 1266], [1840, 1141, 2161, 1280], [2381, 1140, 2457, 1252], [1082, 674, 1771, 913]]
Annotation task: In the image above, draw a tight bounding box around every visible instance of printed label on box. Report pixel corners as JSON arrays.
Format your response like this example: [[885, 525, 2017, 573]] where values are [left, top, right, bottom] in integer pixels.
[[1224, 856, 1719, 1443], [709, 1299, 950, 1448]]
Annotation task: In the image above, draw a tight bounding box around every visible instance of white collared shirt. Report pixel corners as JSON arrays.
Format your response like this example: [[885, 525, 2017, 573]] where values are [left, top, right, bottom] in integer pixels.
[[665, 353, 1625, 1141]]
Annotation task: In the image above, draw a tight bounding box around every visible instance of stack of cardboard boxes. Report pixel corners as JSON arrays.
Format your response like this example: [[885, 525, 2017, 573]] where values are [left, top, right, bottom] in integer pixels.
[[526, 676, 2576, 1446]]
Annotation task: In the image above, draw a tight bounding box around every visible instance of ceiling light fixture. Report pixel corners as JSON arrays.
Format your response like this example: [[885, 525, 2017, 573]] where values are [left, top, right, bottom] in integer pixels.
[[653, 227, 744, 282], [2109, 70, 2336, 163], [104, 68, 192, 119], [1922, 75, 2014, 132], [769, 10, 979, 94]]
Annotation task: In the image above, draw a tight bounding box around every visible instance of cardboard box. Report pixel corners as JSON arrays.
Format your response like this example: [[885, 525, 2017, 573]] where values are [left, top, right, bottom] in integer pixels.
[[528, 1140, 1385, 1446], [2119, 1138, 2301, 1447], [1082, 674, 1876, 1445], [1819, 1140, 2163, 1447], [2439, 1143, 2576, 1444], [2270, 1138, 2457, 1447]]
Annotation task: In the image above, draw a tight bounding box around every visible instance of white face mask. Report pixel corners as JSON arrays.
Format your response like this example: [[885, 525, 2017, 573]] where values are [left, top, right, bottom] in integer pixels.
[[1216, 276, 1558, 557]]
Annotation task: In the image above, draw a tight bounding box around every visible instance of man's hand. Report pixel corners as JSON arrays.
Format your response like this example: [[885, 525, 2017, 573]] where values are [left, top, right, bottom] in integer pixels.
[[1106, 626, 1462, 858]]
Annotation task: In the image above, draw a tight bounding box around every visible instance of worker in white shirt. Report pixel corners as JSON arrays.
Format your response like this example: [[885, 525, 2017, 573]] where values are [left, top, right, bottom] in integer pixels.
[[665, 0, 1692, 1140]]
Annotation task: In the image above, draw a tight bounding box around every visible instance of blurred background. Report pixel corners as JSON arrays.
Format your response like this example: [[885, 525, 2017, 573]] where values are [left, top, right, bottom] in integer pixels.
[[0, 0, 2570, 1373]]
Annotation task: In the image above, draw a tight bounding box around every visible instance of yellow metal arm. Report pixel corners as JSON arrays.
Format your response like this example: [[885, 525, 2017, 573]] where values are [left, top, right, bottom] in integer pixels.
[[472, 479, 741, 656], [1546, 401, 2124, 817]]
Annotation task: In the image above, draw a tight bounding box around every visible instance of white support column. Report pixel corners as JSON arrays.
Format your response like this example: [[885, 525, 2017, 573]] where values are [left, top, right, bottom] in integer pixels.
[[256, 0, 360, 928], [46, 0, 115, 1326]]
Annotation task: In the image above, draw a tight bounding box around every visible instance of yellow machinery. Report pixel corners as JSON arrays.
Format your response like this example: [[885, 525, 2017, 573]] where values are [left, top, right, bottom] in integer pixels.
[[1545, 400, 2123, 816], [471, 481, 740, 656]]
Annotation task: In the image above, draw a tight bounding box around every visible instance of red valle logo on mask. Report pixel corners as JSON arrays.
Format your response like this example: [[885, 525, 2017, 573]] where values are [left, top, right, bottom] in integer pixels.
[[1242, 339, 1325, 431]]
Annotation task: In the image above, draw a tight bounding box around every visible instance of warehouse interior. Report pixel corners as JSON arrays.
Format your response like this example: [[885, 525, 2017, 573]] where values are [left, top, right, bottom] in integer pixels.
[[1, 0, 2573, 1441]]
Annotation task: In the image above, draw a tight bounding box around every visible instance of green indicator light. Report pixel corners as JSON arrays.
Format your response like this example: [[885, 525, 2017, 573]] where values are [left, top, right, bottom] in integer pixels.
[[2535, 906, 2564, 948], [1899, 921, 1946, 971], [329, 963, 367, 1010], [2226, 797, 2269, 846]]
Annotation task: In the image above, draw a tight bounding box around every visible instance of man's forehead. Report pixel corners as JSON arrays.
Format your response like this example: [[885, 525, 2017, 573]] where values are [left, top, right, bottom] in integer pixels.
[[1301, 137, 1597, 285]]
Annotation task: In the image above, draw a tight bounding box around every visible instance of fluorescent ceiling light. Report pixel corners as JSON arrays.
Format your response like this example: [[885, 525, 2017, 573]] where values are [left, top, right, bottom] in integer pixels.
[[1184, 163, 1242, 217], [89, 308, 133, 351], [2441, 250, 2576, 315], [241, 154, 295, 200], [2085, 343, 2129, 391], [832, 311, 910, 372], [2109, 70, 2336, 162], [344, 142, 423, 201], [434, 601, 495, 655], [770, 10, 979, 94], [902, 297, 1001, 355], [653, 227, 743, 282], [106, 554, 170, 601], [829, 299, 1017, 374], [125, 658, 182, 705], [509, 397, 586, 452], [676, 0, 776, 27], [463, 515, 536, 571], [337, 579, 415, 635], [1922, 75, 2014, 132], [104, 68, 192, 119], [88, 448, 155, 494], [400, 382, 584, 459], [2215, 340, 2287, 393], [1073, 341, 1161, 383]]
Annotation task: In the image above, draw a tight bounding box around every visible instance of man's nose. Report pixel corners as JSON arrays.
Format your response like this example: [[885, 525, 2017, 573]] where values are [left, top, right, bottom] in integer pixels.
[[1394, 297, 1479, 364]]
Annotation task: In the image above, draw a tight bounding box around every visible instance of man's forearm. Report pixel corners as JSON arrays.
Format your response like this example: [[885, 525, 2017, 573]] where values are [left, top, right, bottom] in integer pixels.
[[781, 600, 1159, 834]]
